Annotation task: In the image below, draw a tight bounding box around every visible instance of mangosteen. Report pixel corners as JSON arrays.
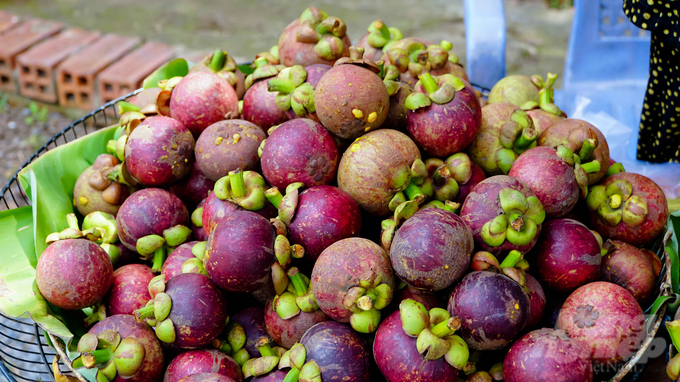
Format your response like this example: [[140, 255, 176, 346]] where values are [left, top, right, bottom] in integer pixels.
[[585, 172, 668, 246], [278, 7, 351, 67], [134, 273, 227, 349], [355, 20, 403, 62], [161, 241, 206, 281], [242, 57, 289, 130], [164, 349, 243, 382], [267, 64, 331, 122], [260, 118, 339, 189], [487, 74, 541, 109], [524, 273, 546, 330], [522, 73, 566, 134], [467, 103, 538, 175], [36, 214, 113, 310], [105, 264, 154, 318], [74, 314, 164, 382], [169, 162, 215, 209], [460, 175, 545, 257], [380, 64, 412, 131], [601, 240, 660, 304], [556, 281, 645, 365], [374, 299, 469, 382], [390, 208, 474, 292], [503, 328, 592, 382], [405, 73, 481, 157], [188, 49, 240, 96], [537, 119, 610, 185], [178, 374, 237, 382], [337, 129, 423, 216], [315, 46, 390, 139], [116, 188, 190, 272], [195, 119, 266, 182], [531, 219, 601, 293], [425, 153, 486, 206], [74, 154, 133, 216], [311, 238, 395, 333]]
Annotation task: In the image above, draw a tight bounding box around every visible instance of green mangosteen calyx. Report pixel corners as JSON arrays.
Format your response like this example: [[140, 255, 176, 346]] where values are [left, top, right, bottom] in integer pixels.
[[366, 20, 403, 51], [492, 109, 539, 174], [84, 303, 107, 327], [470, 250, 529, 288], [278, 343, 322, 382], [426, 152, 475, 202], [586, 178, 647, 227], [136, 222, 192, 273], [339, 276, 393, 334], [133, 280, 176, 343], [380, 63, 401, 96], [555, 145, 602, 198], [46, 213, 107, 245], [296, 7, 347, 61], [405, 73, 465, 110], [334, 46, 381, 73], [273, 267, 319, 320], [82, 212, 119, 244], [265, 183, 309, 260], [386, 40, 459, 78], [73, 331, 145, 382], [155, 76, 183, 116], [256, 45, 280, 66], [399, 299, 470, 369], [480, 189, 545, 248], [268, 65, 316, 117], [518, 72, 563, 117], [214, 169, 267, 212], [241, 338, 283, 378], [179, 241, 208, 276], [190, 49, 239, 87], [245, 57, 285, 90]]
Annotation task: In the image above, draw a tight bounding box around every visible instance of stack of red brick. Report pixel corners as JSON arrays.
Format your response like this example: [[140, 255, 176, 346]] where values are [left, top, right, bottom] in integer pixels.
[[0, 11, 175, 109]]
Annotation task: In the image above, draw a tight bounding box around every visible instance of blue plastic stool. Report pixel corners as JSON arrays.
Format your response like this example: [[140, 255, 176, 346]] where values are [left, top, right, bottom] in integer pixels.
[[464, 0, 506, 91]]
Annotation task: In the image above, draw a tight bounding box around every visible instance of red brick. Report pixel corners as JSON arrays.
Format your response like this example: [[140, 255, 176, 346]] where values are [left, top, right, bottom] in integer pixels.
[[17, 28, 101, 103], [0, 18, 63, 92], [0, 11, 20, 35], [56, 34, 140, 109], [98, 41, 174, 104]]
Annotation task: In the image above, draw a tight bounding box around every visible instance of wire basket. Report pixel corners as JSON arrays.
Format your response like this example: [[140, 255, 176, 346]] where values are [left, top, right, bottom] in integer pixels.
[[0, 87, 671, 382]]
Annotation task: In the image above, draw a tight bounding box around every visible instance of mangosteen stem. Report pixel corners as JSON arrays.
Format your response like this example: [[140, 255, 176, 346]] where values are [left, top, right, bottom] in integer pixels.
[[133, 304, 155, 322], [431, 317, 461, 338], [418, 72, 440, 94], [283, 367, 300, 382], [265, 187, 283, 209], [268, 78, 295, 94], [117, 101, 141, 115], [257, 343, 276, 357], [66, 213, 80, 231], [254, 56, 268, 68], [605, 162, 625, 177], [580, 160, 601, 174], [499, 250, 523, 268], [609, 194, 622, 209], [84, 304, 106, 327], [513, 127, 537, 150], [151, 246, 167, 273], [404, 183, 425, 203], [229, 170, 246, 198], [288, 270, 308, 297], [579, 139, 597, 162], [82, 349, 111, 368], [210, 49, 227, 72]]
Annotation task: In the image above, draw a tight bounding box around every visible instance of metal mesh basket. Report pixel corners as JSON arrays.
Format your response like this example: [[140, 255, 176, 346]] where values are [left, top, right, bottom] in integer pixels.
[[0, 87, 671, 382]]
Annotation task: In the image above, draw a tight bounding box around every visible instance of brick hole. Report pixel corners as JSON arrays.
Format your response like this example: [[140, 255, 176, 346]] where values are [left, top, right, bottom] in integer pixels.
[[22, 66, 30, 74], [26, 82, 34, 90], [81, 92, 89, 103], [66, 93, 75, 102], [78, 76, 87, 86], [104, 83, 113, 92], [0, 60, 6, 68], [120, 85, 130, 93], [39, 85, 47, 93], [37, 69, 46, 78], [1, 76, 8, 84], [64, 73, 72, 83]]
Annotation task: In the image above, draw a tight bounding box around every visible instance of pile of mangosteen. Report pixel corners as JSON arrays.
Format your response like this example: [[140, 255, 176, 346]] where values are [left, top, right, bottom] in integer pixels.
[[37, 7, 670, 382]]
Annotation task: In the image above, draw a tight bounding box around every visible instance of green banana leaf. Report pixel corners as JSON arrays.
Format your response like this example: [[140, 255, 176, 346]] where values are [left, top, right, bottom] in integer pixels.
[[0, 125, 119, 350], [142, 58, 190, 89]]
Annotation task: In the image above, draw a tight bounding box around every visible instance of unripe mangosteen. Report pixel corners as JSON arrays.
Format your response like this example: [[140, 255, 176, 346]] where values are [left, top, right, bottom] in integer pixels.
[[467, 103, 538, 175], [390, 208, 474, 291], [531, 219, 601, 293], [503, 328, 592, 382], [278, 7, 351, 67], [488, 74, 540, 108], [195, 119, 266, 182], [556, 281, 645, 365], [538, 119, 610, 185], [37, 224, 113, 310], [261, 118, 339, 190], [601, 240, 660, 304], [74, 154, 132, 216], [338, 129, 422, 216], [405, 73, 481, 158], [585, 172, 668, 246], [76, 314, 164, 382], [315, 46, 390, 139], [311, 238, 395, 333], [267, 64, 331, 123], [134, 273, 228, 349], [124, 116, 195, 187], [164, 349, 243, 382], [169, 72, 239, 137], [460, 175, 545, 258], [447, 271, 529, 351]]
